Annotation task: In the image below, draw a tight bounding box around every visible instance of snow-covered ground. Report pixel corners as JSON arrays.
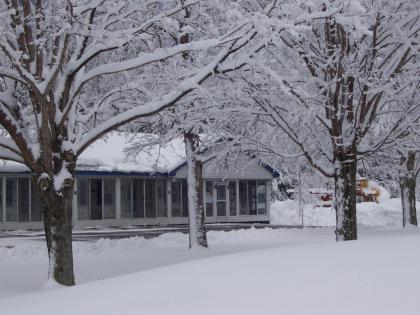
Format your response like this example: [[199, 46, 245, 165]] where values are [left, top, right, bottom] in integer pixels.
[[1, 226, 420, 315], [1, 199, 419, 314], [270, 198, 418, 227]]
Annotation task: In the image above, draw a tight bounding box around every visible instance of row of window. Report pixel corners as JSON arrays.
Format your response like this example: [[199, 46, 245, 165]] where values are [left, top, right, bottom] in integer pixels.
[[77, 178, 267, 220], [0, 177, 267, 223], [205, 180, 267, 217], [120, 178, 167, 219], [78, 178, 185, 220], [0, 178, 42, 222]]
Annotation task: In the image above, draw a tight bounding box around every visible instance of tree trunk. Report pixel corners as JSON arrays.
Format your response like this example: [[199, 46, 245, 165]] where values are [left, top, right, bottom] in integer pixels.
[[184, 132, 208, 249], [400, 151, 417, 227], [334, 154, 357, 241], [37, 172, 75, 286]]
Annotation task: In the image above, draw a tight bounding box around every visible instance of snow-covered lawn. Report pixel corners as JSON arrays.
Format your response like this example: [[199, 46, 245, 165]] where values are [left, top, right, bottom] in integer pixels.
[[1, 226, 420, 315]]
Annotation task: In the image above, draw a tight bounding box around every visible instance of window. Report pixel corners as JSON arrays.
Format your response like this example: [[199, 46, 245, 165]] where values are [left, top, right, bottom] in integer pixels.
[[90, 179, 102, 220], [120, 178, 133, 218], [103, 179, 116, 219], [77, 178, 89, 220], [181, 179, 188, 217], [248, 181, 257, 215], [31, 180, 42, 221], [239, 180, 248, 215], [145, 180, 156, 218], [121, 178, 164, 219], [171, 180, 182, 217], [18, 178, 30, 222], [3, 177, 40, 222], [133, 179, 145, 218], [257, 181, 267, 215], [205, 181, 213, 217], [229, 181, 236, 216], [216, 183, 227, 216], [156, 180, 167, 217], [171, 179, 188, 217], [238, 180, 267, 216], [6, 178, 17, 221], [5, 178, 31, 222]]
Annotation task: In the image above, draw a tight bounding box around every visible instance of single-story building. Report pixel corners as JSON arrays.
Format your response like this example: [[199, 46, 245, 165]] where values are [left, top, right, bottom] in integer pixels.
[[0, 134, 278, 230]]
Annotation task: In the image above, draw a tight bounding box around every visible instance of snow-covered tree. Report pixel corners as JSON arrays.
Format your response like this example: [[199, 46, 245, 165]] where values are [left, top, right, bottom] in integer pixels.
[[0, 0, 264, 285], [123, 0, 280, 249], [219, 0, 420, 240], [361, 86, 420, 227]]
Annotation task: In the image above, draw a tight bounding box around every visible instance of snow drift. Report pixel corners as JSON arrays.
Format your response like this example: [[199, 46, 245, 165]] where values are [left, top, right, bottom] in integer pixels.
[[270, 198, 418, 227]]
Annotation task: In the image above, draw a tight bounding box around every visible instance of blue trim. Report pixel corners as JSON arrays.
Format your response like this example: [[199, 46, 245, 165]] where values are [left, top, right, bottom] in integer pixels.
[[0, 169, 169, 177], [168, 162, 187, 176], [75, 170, 168, 177], [261, 164, 280, 178], [0, 160, 280, 179]]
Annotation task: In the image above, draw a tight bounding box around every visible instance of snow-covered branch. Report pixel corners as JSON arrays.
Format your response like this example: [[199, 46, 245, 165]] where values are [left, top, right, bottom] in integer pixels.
[[75, 44, 235, 155], [71, 35, 244, 101]]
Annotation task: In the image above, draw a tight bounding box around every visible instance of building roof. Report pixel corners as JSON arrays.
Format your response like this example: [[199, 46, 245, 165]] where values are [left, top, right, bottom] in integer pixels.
[[0, 133, 279, 178], [0, 133, 185, 175], [77, 133, 186, 174]]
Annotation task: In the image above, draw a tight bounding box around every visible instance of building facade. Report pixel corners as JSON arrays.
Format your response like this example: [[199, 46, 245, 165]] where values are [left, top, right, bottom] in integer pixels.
[[0, 135, 278, 230]]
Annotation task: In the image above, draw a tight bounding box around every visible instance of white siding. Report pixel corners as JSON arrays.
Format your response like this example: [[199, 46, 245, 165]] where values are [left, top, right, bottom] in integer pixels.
[[175, 154, 273, 180]]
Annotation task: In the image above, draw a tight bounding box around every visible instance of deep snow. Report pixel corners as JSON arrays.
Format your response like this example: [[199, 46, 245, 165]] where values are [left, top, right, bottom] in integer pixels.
[[1, 198, 419, 314], [1, 227, 420, 315]]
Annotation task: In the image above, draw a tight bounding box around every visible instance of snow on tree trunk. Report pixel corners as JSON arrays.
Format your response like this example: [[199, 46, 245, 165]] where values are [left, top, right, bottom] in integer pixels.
[[38, 171, 75, 286], [184, 132, 208, 249], [334, 153, 357, 241], [400, 151, 417, 228]]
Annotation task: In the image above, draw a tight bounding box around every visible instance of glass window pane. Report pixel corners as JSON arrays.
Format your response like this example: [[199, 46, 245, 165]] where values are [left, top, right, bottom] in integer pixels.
[[156, 180, 167, 217], [77, 178, 89, 220], [31, 179, 42, 221], [239, 180, 248, 215], [248, 181, 257, 215], [120, 179, 132, 218], [216, 184, 226, 216], [171, 180, 181, 217], [181, 179, 188, 217], [103, 179, 115, 219], [229, 181, 236, 216], [133, 179, 144, 218], [18, 178, 30, 222], [257, 181, 267, 215], [90, 179, 102, 220], [6, 178, 17, 221], [205, 181, 213, 217], [216, 184, 226, 200], [217, 201, 226, 216], [145, 180, 156, 218]]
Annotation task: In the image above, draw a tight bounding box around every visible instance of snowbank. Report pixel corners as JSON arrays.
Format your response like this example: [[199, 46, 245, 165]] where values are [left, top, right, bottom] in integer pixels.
[[270, 198, 418, 227]]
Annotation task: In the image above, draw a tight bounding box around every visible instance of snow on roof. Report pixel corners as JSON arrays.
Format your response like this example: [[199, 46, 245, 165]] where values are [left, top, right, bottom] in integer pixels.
[[0, 133, 187, 174], [78, 133, 186, 174]]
